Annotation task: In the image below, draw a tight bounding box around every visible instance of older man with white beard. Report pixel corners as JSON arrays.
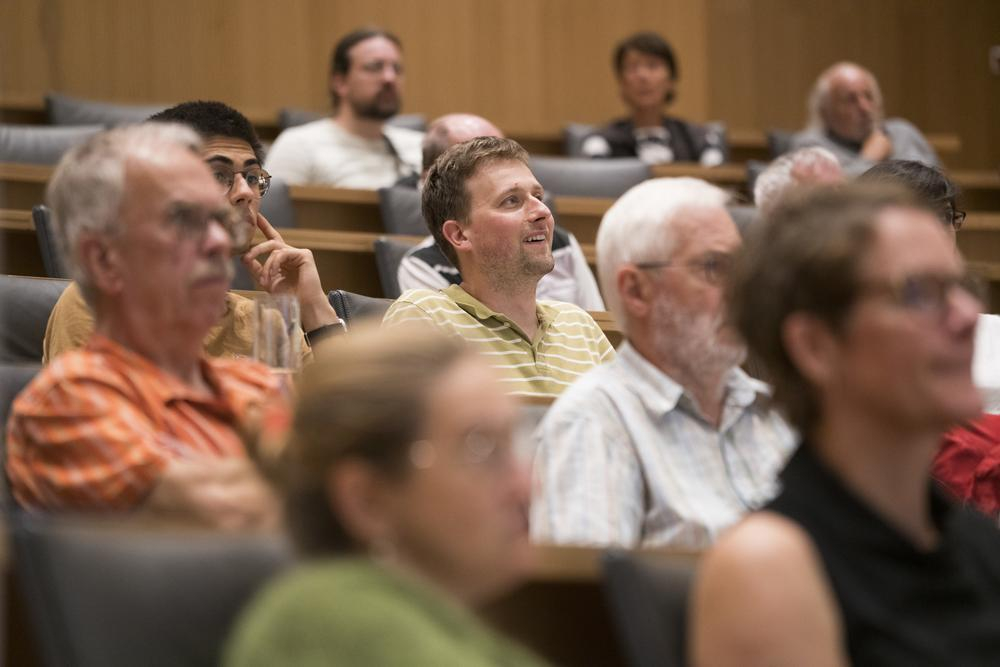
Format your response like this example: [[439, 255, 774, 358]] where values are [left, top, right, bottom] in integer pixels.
[[530, 178, 796, 550]]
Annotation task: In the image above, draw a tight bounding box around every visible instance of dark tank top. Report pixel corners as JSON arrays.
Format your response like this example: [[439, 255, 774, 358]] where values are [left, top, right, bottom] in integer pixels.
[[766, 445, 1000, 666]]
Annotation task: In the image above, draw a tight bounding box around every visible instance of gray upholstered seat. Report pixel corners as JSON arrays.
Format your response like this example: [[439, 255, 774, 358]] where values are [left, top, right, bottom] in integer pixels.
[[45, 92, 167, 127], [528, 156, 651, 199], [602, 551, 695, 667], [726, 204, 759, 235], [563, 122, 598, 157], [328, 289, 393, 325], [373, 236, 417, 299], [258, 176, 295, 229], [766, 128, 794, 159], [12, 515, 293, 667], [377, 185, 425, 235], [32, 205, 70, 278], [0, 124, 103, 164], [0, 275, 70, 363]]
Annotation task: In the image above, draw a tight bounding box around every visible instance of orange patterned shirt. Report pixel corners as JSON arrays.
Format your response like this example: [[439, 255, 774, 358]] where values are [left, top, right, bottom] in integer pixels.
[[6, 335, 280, 510]]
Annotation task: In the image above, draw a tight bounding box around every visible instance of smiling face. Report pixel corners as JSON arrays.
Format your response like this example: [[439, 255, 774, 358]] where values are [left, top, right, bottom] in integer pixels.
[[202, 136, 262, 254], [451, 159, 555, 290], [618, 48, 675, 114], [333, 35, 404, 121], [822, 207, 981, 432], [110, 146, 234, 342]]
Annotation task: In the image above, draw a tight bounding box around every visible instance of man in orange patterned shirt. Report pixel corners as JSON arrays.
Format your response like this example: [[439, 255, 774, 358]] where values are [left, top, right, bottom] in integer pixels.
[[6, 124, 279, 529]]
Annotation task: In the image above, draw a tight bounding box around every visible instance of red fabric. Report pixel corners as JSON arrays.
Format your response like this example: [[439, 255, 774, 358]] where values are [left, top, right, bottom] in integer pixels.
[[935, 414, 1000, 518]]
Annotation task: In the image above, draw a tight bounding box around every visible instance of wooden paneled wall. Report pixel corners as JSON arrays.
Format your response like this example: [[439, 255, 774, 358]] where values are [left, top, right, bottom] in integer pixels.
[[1, 0, 997, 166]]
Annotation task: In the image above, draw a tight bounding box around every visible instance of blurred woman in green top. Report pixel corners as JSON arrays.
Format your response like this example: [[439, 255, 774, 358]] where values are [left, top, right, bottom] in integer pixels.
[[226, 324, 546, 666]]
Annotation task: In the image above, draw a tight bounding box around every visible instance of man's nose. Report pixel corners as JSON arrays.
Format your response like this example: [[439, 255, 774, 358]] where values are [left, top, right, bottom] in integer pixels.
[[202, 217, 232, 257], [528, 195, 551, 221], [228, 172, 255, 207]]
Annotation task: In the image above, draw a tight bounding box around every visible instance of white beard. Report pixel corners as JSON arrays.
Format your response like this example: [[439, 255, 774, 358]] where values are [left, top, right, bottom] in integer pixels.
[[651, 295, 746, 378]]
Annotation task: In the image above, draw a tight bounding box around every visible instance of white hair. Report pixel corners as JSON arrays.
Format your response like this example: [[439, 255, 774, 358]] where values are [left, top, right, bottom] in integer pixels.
[[807, 61, 883, 131], [754, 146, 841, 213], [46, 123, 202, 303], [596, 177, 730, 332]]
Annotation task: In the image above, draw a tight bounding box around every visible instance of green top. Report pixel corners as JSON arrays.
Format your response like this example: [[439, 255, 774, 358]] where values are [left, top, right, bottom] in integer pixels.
[[224, 558, 549, 667], [383, 285, 615, 400]]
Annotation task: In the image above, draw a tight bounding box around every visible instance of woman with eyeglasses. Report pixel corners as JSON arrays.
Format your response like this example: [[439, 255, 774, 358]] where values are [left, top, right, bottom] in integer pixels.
[[225, 325, 545, 667], [690, 185, 1000, 666], [858, 160, 1000, 520]]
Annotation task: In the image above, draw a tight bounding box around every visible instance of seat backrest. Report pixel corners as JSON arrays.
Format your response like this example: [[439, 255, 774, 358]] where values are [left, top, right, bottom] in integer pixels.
[[0, 363, 41, 508], [563, 122, 599, 157], [601, 551, 695, 667], [745, 159, 768, 197], [377, 185, 426, 235], [32, 205, 70, 279], [528, 156, 652, 199], [11, 515, 293, 667], [726, 204, 759, 236], [258, 176, 295, 229], [373, 236, 417, 299], [0, 275, 70, 363], [0, 124, 104, 165], [45, 92, 167, 127], [766, 128, 794, 159], [327, 289, 393, 325]]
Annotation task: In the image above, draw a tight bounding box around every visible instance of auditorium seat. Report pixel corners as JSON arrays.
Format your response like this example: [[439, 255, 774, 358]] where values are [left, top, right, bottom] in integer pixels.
[[563, 122, 598, 157], [377, 185, 424, 235], [0, 124, 103, 165], [327, 289, 393, 325], [766, 129, 794, 159], [258, 176, 295, 229], [528, 157, 651, 199], [0, 275, 69, 364], [32, 206, 69, 279], [727, 204, 758, 235], [0, 363, 40, 508], [45, 92, 167, 127], [602, 550, 695, 667], [11, 515, 293, 667], [373, 236, 417, 299]]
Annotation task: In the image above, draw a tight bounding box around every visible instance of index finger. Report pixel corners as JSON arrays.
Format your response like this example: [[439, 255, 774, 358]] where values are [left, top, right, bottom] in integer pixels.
[[256, 212, 285, 243]]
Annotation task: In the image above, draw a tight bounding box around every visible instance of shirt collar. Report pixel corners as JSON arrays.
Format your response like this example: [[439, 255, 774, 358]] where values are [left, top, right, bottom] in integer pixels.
[[443, 284, 554, 341], [616, 341, 772, 417]]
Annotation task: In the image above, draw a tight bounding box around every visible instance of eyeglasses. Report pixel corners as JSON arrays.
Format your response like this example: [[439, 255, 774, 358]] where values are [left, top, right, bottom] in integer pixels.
[[861, 271, 984, 317], [409, 427, 514, 473], [635, 252, 734, 286], [165, 202, 252, 249], [938, 206, 966, 231], [210, 165, 271, 198]]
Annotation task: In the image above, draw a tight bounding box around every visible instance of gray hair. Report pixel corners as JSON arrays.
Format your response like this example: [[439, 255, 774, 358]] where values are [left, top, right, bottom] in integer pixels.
[[596, 177, 730, 332], [754, 146, 842, 213], [807, 61, 883, 131], [46, 123, 202, 303]]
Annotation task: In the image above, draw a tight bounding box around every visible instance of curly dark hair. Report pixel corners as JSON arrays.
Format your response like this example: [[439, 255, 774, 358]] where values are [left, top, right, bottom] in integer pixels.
[[148, 100, 264, 162]]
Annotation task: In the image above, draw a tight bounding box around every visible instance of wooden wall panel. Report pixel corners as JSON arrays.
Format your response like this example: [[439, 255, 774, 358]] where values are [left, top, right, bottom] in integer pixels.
[[0, 0, 996, 166]]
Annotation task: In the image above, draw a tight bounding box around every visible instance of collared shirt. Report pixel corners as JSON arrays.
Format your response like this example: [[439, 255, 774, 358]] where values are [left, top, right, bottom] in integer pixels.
[[396, 230, 606, 311], [789, 117, 939, 176], [7, 335, 280, 510], [531, 342, 796, 550], [265, 118, 422, 189], [382, 285, 614, 399]]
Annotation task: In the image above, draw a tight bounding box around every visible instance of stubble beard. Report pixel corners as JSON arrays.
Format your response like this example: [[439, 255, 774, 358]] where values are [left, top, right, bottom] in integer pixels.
[[651, 295, 746, 379]]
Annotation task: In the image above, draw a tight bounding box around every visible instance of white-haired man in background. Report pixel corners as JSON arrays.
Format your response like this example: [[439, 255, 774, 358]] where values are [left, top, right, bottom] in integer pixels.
[[790, 61, 938, 176], [531, 178, 796, 550], [754, 146, 845, 214]]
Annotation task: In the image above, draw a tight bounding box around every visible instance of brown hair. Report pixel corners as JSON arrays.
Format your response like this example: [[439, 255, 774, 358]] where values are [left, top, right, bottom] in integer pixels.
[[421, 136, 529, 269], [728, 184, 920, 436], [262, 324, 467, 556]]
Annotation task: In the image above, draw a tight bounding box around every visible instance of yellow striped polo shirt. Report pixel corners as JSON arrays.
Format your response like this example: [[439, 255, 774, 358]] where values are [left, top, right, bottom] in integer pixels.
[[382, 285, 615, 399]]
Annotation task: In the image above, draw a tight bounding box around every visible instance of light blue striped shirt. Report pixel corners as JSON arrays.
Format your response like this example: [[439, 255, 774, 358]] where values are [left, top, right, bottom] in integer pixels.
[[531, 342, 797, 550]]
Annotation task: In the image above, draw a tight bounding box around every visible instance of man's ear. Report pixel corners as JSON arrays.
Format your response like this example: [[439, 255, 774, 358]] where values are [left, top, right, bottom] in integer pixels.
[[77, 234, 124, 296], [617, 266, 654, 319], [441, 219, 468, 256], [325, 460, 393, 549], [782, 312, 840, 389], [329, 73, 347, 102]]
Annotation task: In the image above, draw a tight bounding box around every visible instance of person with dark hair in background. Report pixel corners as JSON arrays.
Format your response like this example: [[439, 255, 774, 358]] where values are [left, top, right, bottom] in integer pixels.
[[581, 31, 724, 166], [43, 100, 345, 363], [266, 27, 422, 188], [225, 325, 547, 666], [860, 160, 1000, 519], [690, 185, 1000, 665]]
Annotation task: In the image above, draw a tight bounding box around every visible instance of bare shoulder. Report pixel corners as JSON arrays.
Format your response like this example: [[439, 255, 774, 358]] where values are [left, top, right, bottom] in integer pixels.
[[689, 512, 848, 667]]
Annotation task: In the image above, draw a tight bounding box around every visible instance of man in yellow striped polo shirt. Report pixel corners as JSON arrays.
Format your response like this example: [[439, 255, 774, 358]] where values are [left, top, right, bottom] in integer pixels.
[[383, 137, 614, 399]]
